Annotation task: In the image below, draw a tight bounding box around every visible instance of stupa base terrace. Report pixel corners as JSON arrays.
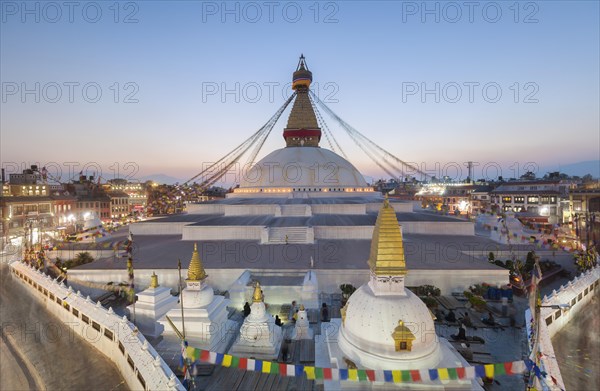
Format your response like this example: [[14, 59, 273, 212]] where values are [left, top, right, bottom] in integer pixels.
[[67, 199, 526, 307]]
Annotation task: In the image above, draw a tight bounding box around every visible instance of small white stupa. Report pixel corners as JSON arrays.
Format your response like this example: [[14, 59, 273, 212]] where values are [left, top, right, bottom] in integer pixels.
[[292, 304, 313, 340], [128, 272, 178, 338], [229, 282, 283, 360], [158, 243, 232, 352], [321, 197, 482, 390]]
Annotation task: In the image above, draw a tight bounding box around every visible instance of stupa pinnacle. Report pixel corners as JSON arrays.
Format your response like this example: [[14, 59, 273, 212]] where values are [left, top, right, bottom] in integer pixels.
[[283, 54, 321, 147], [186, 243, 207, 282], [367, 195, 407, 276]]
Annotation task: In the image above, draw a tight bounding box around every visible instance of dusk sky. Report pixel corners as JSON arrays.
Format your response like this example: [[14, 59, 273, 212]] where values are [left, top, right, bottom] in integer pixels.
[[1, 1, 599, 184]]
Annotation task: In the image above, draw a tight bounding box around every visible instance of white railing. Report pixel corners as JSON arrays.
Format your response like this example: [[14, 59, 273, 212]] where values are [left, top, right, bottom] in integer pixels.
[[9, 261, 185, 391]]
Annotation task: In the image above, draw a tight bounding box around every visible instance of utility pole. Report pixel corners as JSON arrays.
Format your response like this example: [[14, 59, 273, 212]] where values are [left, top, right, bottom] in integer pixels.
[[178, 259, 186, 339]]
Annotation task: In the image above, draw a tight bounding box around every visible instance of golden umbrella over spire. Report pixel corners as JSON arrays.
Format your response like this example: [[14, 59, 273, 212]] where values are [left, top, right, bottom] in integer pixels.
[[186, 243, 207, 282], [252, 281, 264, 303], [367, 195, 407, 276]]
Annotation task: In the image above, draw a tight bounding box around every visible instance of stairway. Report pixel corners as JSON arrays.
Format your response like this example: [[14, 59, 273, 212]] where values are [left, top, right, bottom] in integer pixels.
[[266, 226, 313, 244]]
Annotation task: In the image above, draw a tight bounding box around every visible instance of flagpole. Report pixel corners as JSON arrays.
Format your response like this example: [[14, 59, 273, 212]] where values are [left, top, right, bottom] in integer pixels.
[[178, 259, 186, 339]]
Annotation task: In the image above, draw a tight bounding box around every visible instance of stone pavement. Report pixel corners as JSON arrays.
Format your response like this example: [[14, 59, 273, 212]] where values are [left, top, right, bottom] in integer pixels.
[[0, 263, 128, 391]]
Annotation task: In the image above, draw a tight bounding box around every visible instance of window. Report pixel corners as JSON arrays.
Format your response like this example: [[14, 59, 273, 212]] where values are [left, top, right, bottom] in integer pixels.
[[555, 310, 561, 319], [63, 303, 70, 311], [56, 297, 62, 305], [127, 355, 135, 370], [502, 196, 512, 203], [571, 298, 576, 306], [92, 321, 101, 332], [528, 196, 539, 203], [400, 341, 407, 350], [43, 289, 48, 297], [540, 196, 550, 203], [81, 314, 90, 324], [584, 288, 589, 296], [104, 329, 114, 340], [591, 284, 594, 291], [550, 196, 557, 203], [545, 317, 552, 326], [119, 341, 125, 354], [49, 293, 55, 300], [137, 373, 146, 390], [72, 308, 79, 317], [578, 293, 583, 301], [514, 197, 525, 204]]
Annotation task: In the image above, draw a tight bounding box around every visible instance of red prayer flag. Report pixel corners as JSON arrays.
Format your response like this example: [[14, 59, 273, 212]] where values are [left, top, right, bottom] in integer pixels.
[[239, 357, 248, 370], [279, 363, 287, 376], [410, 370, 421, 382], [200, 349, 210, 362], [366, 370, 375, 381], [504, 362, 513, 375], [323, 367, 332, 380], [456, 367, 466, 379]]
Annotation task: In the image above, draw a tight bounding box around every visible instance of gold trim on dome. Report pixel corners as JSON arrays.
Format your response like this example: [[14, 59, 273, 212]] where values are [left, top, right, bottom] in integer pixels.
[[150, 272, 159, 288], [252, 281, 264, 303], [186, 243, 207, 282], [367, 195, 407, 276]]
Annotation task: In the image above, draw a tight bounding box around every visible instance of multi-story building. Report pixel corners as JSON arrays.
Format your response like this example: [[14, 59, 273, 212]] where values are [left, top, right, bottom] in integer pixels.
[[108, 191, 131, 219], [470, 185, 494, 214], [0, 196, 55, 237], [76, 195, 111, 222], [107, 179, 147, 214], [490, 180, 573, 224]]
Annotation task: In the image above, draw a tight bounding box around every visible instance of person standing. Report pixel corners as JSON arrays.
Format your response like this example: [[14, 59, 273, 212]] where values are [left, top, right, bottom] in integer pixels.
[[321, 303, 329, 322]]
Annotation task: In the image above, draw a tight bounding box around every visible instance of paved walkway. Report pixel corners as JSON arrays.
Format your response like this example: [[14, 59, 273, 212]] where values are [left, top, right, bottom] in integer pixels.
[[0, 262, 128, 391], [553, 289, 600, 391]]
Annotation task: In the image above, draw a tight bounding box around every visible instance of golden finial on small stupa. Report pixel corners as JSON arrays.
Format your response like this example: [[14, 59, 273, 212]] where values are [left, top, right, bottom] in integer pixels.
[[150, 272, 159, 288], [252, 281, 263, 303], [186, 243, 207, 282], [367, 197, 407, 276], [299, 304, 305, 311]]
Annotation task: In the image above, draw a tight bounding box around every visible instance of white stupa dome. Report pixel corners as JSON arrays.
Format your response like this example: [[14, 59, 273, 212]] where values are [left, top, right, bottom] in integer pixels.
[[240, 147, 368, 190], [339, 284, 441, 369]]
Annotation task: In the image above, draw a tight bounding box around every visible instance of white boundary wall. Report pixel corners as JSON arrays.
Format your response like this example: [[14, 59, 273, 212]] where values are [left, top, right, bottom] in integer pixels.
[[524, 265, 600, 391], [541, 265, 600, 337], [8, 261, 185, 391]]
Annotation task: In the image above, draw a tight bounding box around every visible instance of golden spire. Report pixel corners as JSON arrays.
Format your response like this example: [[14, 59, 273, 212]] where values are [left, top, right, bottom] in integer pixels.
[[186, 243, 207, 282], [299, 304, 305, 311], [150, 272, 159, 288], [252, 281, 264, 303], [367, 196, 407, 276]]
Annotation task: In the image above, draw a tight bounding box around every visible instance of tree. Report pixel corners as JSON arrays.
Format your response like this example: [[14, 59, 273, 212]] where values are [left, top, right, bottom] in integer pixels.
[[582, 174, 594, 183], [74, 251, 94, 266]]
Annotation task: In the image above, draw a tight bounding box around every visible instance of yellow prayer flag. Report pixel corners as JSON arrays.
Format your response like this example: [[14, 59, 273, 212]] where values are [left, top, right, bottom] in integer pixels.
[[484, 364, 494, 378], [438, 368, 449, 380], [185, 346, 196, 360], [348, 369, 358, 381], [392, 370, 402, 383], [304, 366, 316, 380], [262, 361, 271, 373], [222, 354, 233, 367]]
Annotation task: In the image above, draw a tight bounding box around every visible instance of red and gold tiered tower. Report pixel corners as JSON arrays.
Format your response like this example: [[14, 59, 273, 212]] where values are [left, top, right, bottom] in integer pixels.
[[283, 55, 322, 147]]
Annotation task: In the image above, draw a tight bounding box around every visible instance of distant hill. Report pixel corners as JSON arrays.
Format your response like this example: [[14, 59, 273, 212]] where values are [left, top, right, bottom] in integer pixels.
[[138, 174, 184, 185], [539, 160, 599, 178]]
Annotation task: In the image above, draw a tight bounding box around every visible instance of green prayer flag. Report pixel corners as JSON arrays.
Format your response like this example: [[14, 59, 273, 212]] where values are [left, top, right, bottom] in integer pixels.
[[401, 370, 411, 382], [494, 363, 506, 376], [231, 356, 240, 368], [357, 370, 367, 381], [448, 368, 458, 380], [315, 367, 324, 379], [270, 362, 279, 374]]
